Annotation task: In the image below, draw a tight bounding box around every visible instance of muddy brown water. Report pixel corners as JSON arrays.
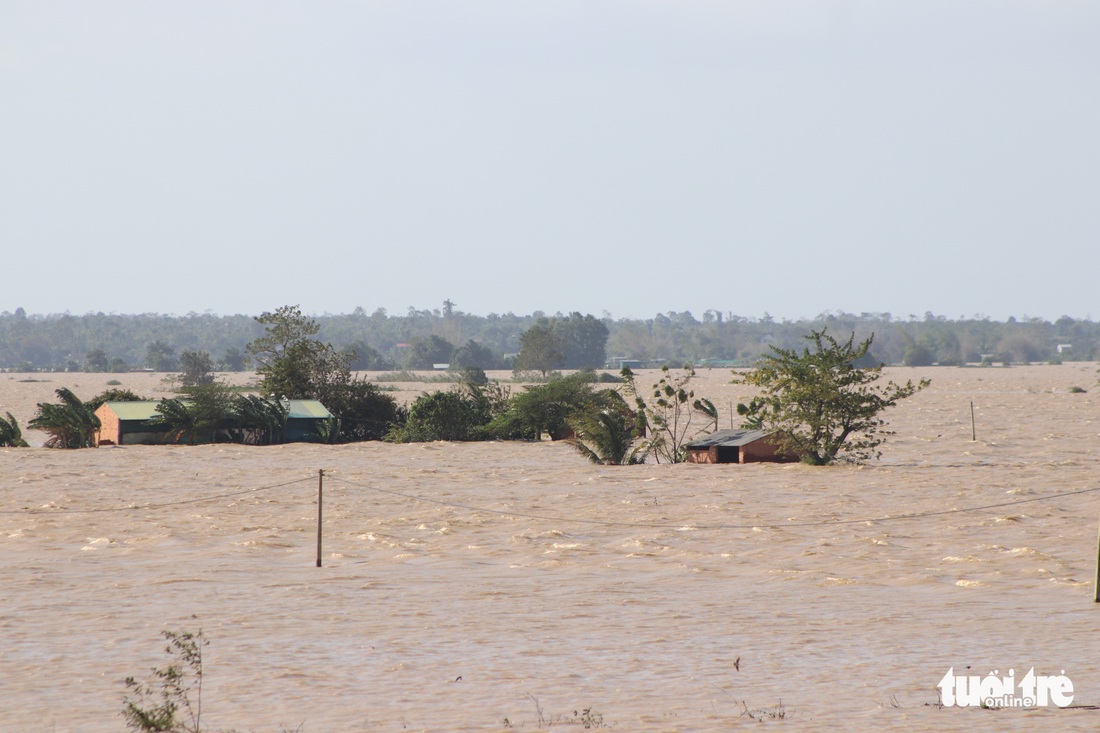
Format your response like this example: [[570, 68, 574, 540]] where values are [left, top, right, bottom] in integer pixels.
[[2, 366, 1099, 731]]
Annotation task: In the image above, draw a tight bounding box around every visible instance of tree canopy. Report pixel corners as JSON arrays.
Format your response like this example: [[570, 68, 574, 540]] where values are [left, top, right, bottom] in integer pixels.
[[2, 306, 1098, 372], [514, 319, 565, 376], [734, 329, 929, 464], [245, 305, 401, 442]]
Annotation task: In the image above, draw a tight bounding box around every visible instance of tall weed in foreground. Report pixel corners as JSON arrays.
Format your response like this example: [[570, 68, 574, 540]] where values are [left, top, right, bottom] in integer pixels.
[[122, 626, 208, 733]]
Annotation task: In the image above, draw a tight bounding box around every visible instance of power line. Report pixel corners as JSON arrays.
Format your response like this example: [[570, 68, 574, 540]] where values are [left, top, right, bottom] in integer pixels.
[[0, 476, 315, 516], [327, 476, 1100, 531], [5, 469, 1097, 529]]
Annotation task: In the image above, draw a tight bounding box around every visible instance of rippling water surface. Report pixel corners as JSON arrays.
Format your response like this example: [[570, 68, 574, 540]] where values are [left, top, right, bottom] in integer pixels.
[[2, 367, 1100, 731]]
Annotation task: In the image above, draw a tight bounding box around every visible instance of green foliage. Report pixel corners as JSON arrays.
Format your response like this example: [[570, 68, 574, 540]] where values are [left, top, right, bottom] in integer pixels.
[[0, 411, 29, 447], [386, 374, 508, 442], [902, 340, 936, 367], [28, 388, 100, 448], [342, 339, 393, 371], [487, 372, 620, 441], [229, 394, 289, 445], [179, 351, 215, 388], [320, 378, 406, 442], [450, 339, 498, 370], [122, 626, 208, 733], [734, 328, 929, 465], [403, 335, 456, 370], [146, 340, 177, 372], [396, 387, 481, 440], [621, 366, 716, 463], [514, 319, 565, 376], [86, 387, 150, 412], [247, 305, 320, 368], [153, 383, 236, 445], [566, 406, 643, 465], [258, 339, 351, 401], [246, 305, 401, 442], [553, 312, 609, 369], [219, 347, 246, 372], [458, 365, 489, 386], [86, 348, 109, 371], [247, 305, 350, 399], [8, 308, 1100, 372]]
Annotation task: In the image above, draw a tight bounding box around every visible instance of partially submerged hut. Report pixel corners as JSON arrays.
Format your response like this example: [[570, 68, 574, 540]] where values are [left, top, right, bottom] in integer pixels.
[[684, 429, 800, 464], [94, 399, 334, 445], [94, 401, 168, 445], [283, 400, 335, 442]]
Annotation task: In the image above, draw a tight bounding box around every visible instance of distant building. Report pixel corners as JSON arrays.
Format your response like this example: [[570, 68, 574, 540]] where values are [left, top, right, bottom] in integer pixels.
[[94, 399, 334, 446], [610, 358, 642, 370], [684, 429, 800, 464], [94, 401, 169, 445]]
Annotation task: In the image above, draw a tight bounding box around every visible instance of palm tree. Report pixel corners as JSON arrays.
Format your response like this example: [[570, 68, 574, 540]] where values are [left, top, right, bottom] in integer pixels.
[[566, 409, 644, 465], [152, 398, 202, 445], [0, 411, 29, 447], [231, 394, 288, 445], [28, 388, 100, 448]]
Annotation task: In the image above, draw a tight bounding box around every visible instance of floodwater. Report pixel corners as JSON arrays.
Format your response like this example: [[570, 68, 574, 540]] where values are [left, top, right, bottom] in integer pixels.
[[2, 366, 1100, 732]]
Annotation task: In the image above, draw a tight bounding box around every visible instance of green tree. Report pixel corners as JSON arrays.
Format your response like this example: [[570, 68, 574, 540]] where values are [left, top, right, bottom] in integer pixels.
[[146, 340, 177, 372], [219, 347, 246, 372], [85, 348, 109, 372], [247, 305, 402, 443], [178, 350, 215, 388], [247, 306, 350, 400], [152, 398, 203, 445], [386, 373, 507, 443], [515, 319, 565, 376], [388, 391, 484, 442], [87, 387, 149, 412], [28, 388, 100, 448], [229, 394, 289, 445], [487, 371, 621, 441], [152, 383, 236, 445], [566, 403, 642, 465], [321, 379, 406, 442], [734, 328, 929, 465], [247, 305, 321, 369], [0, 412, 29, 447], [403, 335, 455, 370], [343, 340, 393, 371], [554, 312, 609, 369], [621, 366, 717, 463], [450, 339, 498, 370], [902, 339, 936, 367]]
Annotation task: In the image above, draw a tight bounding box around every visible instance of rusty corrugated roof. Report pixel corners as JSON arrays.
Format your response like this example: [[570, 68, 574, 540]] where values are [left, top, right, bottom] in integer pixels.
[[685, 429, 774, 449]]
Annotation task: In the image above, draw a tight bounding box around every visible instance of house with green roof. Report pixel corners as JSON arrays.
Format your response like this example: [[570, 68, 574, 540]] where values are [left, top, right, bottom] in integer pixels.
[[94, 399, 334, 445]]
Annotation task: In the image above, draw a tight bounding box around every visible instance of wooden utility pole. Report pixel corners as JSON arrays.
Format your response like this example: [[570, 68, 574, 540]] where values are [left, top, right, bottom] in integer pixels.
[[316, 469, 324, 568], [970, 401, 976, 442], [1095, 512, 1100, 603]]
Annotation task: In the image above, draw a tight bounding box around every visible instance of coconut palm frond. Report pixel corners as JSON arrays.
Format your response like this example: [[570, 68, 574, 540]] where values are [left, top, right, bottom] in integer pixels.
[[0, 412, 29, 447], [29, 391, 99, 448], [566, 409, 643, 465], [153, 398, 199, 444]]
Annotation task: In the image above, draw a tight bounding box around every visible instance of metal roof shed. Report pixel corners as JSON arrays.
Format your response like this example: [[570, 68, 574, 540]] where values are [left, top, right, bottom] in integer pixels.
[[684, 429, 800, 464], [94, 401, 169, 445], [283, 399, 334, 442]]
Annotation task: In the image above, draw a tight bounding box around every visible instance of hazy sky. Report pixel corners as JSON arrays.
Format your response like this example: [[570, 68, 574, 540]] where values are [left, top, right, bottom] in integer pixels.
[[2, 1, 1097, 321]]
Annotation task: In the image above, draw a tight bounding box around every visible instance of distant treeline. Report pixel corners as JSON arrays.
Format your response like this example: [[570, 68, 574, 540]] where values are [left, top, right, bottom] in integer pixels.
[[0, 306, 1096, 372]]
